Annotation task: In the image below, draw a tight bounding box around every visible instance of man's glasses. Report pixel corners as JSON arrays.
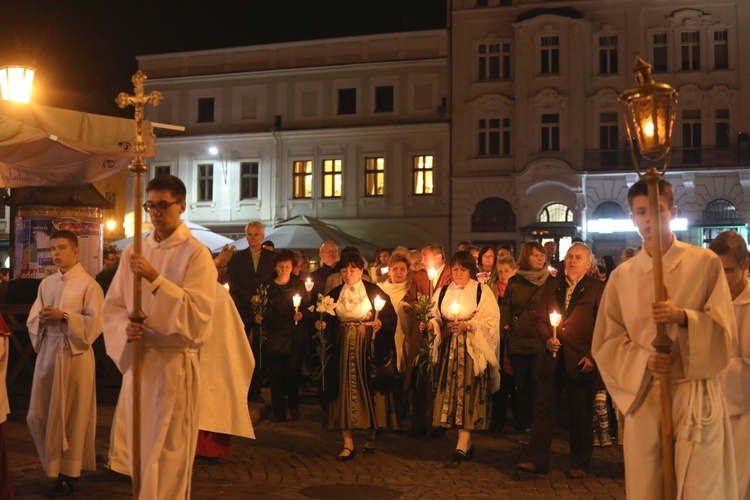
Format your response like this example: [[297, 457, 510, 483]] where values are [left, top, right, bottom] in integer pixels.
[[143, 201, 178, 213]]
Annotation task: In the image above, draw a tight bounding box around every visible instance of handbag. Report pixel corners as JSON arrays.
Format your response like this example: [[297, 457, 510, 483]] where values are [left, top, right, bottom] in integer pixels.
[[368, 340, 402, 390]]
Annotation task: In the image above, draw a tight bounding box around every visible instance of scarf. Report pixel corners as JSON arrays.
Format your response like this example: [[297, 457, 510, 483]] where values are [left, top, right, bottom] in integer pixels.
[[516, 268, 549, 287]]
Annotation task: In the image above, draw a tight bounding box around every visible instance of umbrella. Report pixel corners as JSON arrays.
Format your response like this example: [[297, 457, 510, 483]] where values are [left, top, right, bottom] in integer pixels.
[[113, 220, 233, 252], [0, 100, 154, 187], [228, 215, 379, 255]]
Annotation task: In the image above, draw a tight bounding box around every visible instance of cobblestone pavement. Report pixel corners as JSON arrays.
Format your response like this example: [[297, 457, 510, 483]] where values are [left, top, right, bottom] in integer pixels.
[[7, 396, 626, 499]]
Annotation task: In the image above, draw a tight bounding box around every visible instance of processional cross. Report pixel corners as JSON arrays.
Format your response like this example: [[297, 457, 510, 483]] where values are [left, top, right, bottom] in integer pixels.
[[115, 70, 163, 499]]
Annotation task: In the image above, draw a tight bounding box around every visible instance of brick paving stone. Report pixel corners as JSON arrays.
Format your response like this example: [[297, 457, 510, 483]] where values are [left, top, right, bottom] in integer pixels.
[[6, 397, 626, 499]]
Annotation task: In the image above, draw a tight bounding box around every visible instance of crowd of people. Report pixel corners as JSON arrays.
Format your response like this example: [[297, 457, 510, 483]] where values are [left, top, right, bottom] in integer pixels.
[[1, 175, 748, 498]]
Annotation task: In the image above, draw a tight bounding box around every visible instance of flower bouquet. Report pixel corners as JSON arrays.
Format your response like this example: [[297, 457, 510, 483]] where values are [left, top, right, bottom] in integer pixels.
[[251, 283, 269, 368], [404, 292, 435, 386], [309, 293, 337, 391]]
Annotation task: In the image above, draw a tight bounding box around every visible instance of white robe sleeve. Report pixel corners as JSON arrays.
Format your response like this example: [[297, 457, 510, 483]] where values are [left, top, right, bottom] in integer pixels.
[[65, 279, 104, 356]]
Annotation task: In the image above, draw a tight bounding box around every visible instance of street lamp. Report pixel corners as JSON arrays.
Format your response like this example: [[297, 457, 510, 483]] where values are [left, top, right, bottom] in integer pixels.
[[209, 146, 229, 184], [618, 56, 678, 500], [0, 65, 35, 103]]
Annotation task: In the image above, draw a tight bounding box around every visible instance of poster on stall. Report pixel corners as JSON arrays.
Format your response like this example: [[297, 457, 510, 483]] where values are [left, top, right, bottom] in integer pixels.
[[14, 206, 104, 279]]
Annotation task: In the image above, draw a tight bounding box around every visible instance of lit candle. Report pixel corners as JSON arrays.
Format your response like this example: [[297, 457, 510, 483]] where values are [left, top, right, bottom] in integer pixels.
[[549, 310, 562, 358], [381, 266, 389, 275], [450, 301, 460, 322], [427, 267, 437, 296], [373, 295, 386, 323], [293, 294, 301, 325], [223, 282, 230, 290], [305, 278, 314, 293]]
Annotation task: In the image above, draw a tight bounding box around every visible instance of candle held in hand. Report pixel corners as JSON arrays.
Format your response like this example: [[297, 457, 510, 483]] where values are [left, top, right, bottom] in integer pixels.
[[293, 294, 301, 325], [450, 301, 460, 322], [304, 278, 313, 293], [549, 310, 562, 358]]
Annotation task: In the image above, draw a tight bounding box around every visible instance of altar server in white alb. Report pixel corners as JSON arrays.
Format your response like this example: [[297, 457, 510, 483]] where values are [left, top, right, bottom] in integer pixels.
[[710, 230, 750, 499], [592, 179, 737, 499], [103, 175, 216, 499], [26, 230, 104, 497]]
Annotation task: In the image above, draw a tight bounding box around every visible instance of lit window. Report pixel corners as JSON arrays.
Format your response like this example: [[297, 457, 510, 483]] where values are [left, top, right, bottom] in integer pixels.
[[539, 203, 572, 223], [240, 162, 259, 200], [364, 157, 385, 197], [413, 155, 434, 195], [197, 164, 213, 201], [293, 160, 312, 199], [322, 159, 342, 198]]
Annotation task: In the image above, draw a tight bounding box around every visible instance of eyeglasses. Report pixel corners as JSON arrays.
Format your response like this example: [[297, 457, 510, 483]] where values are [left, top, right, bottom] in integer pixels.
[[143, 200, 178, 213]]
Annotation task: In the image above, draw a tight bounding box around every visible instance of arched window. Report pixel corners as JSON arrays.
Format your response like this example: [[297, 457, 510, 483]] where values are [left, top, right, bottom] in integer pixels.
[[703, 199, 738, 221], [592, 201, 626, 219], [471, 197, 516, 232], [539, 203, 572, 223]]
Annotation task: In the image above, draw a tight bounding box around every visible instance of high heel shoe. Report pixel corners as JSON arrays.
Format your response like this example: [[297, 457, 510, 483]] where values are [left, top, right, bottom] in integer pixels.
[[451, 445, 474, 463], [363, 439, 376, 454], [336, 447, 356, 462]]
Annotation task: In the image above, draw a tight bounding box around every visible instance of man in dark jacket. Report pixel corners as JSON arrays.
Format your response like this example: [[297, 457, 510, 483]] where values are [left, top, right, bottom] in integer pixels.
[[518, 242, 605, 479], [227, 221, 275, 402]]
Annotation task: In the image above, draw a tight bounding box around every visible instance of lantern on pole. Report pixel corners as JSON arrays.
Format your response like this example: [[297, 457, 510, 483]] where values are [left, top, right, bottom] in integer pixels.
[[0, 65, 35, 103], [618, 56, 678, 500]]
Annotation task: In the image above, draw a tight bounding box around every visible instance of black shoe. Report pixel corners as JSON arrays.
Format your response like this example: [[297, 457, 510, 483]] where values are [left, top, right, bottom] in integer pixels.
[[336, 447, 356, 462], [193, 456, 220, 468], [517, 462, 548, 475], [451, 445, 474, 463], [290, 409, 300, 421], [362, 439, 376, 454], [47, 475, 75, 497]]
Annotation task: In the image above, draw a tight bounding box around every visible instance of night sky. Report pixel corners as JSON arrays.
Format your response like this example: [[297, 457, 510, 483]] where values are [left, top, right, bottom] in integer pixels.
[[1, 0, 446, 116]]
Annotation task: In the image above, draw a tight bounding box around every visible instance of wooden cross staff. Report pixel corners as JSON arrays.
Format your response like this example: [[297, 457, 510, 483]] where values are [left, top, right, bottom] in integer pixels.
[[115, 70, 162, 499]]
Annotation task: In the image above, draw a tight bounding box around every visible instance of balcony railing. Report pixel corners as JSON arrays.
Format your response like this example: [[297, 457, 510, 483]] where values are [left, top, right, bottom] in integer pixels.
[[582, 145, 750, 172]]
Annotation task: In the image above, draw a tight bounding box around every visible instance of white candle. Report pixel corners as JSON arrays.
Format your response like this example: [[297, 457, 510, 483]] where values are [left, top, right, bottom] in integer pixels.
[[427, 267, 437, 295], [293, 294, 301, 325], [549, 310, 562, 358], [223, 282, 230, 290], [305, 278, 313, 293], [381, 266, 389, 275], [450, 301, 460, 321], [373, 295, 386, 324]]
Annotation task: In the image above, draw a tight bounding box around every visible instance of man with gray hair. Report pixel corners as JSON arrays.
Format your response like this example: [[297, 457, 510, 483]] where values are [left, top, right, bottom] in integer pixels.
[[228, 221, 275, 403]]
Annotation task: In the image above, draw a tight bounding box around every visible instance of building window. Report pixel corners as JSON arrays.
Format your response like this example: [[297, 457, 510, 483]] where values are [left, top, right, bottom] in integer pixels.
[[713, 30, 728, 70], [153, 165, 171, 177], [337, 88, 357, 115], [682, 109, 702, 164], [653, 33, 668, 72], [197, 164, 214, 201], [240, 162, 259, 200], [599, 112, 619, 166], [540, 36, 560, 75], [364, 157, 385, 197], [293, 160, 312, 199], [703, 199, 739, 221], [374, 86, 394, 113], [598, 35, 618, 75], [680, 31, 701, 71], [476, 0, 488, 6], [540, 113, 560, 152], [197, 97, 215, 123], [472, 197, 516, 232], [478, 118, 511, 156], [322, 159, 342, 198], [716, 109, 730, 148], [413, 155, 434, 195], [478, 42, 511, 81], [539, 203, 572, 223]]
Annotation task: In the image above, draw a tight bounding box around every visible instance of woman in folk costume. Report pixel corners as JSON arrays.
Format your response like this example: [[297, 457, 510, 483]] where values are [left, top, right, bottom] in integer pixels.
[[423, 250, 500, 463], [377, 252, 412, 382], [316, 250, 399, 461]]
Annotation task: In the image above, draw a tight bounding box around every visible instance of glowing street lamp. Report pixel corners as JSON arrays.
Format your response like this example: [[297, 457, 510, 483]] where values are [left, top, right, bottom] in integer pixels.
[[0, 66, 35, 103]]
